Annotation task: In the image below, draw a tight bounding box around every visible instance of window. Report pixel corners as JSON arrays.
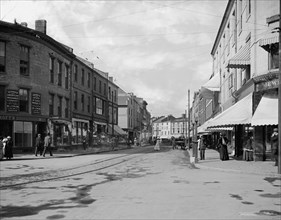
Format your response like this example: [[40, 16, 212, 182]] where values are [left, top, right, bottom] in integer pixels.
[[0, 85, 5, 111], [74, 91, 77, 110], [228, 73, 233, 89], [49, 93, 54, 116], [114, 90, 117, 102], [227, 23, 230, 55], [65, 98, 69, 118], [19, 88, 29, 112], [74, 65, 78, 82], [81, 94, 84, 111], [231, 10, 237, 46], [87, 72, 91, 88], [58, 61, 62, 86], [0, 41, 6, 73], [58, 96, 62, 117], [81, 69, 84, 86], [238, 0, 242, 35], [96, 97, 103, 115], [269, 46, 279, 70], [65, 64, 69, 89], [104, 83, 106, 95], [20, 45, 29, 76], [99, 80, 102, 93], [93, 77, 96, 91], [108, 87, 111, 100], [246, 0, 251, 20], [87, 96, 90, 113], [113, 107, 117, 124], [14, 121, 32, 148], [49, 56, 54, 83]]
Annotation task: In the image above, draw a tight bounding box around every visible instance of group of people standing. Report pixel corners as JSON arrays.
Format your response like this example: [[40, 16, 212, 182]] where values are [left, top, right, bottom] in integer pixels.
[[0, 136, 13, 160], [35, 133, 52, 157]]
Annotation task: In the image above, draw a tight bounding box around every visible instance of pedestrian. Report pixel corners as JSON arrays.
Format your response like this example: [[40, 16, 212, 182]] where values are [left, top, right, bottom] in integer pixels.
[[0, 136, 4, 160], [82, 136, 87, 150], [154, 137, 161, 151], [35, 134, 43, 156], [171, 136, 176, 150], [199, 136, 207, 160], [4, 136, 13, 160], [217, 133, 229, 161], [244, 134, 253, 161], [271, 128, 278, 166], [42, 133, 52, 157]]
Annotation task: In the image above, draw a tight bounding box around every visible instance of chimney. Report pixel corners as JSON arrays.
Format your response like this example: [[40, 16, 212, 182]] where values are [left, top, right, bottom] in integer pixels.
[[20, 22, 28, 27], [35, 20, 47, 34]]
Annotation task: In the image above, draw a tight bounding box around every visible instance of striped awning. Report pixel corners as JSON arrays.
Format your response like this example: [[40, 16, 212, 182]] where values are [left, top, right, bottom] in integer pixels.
[[227, 41, 250, 68], [259, 31, 279, 52], [202, 73, 220, 91], [207, 93, 253, 128], [251, 96, 278, 126]]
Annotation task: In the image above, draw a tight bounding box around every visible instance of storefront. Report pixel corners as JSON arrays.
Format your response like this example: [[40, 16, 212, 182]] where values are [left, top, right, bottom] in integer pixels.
[[48, 117, 72, 147], [0, 114, 47, 149], [72, 118, 89, 145]]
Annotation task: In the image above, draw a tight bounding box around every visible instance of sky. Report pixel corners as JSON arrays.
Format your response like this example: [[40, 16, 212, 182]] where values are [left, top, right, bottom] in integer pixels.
[[0, 0, 228, 118]]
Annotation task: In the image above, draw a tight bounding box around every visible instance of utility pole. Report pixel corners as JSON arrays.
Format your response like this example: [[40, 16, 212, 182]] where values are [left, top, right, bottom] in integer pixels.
[[277, 0, 281, 174], [184, 110, 187, 147], [188, 89, 190, 149]]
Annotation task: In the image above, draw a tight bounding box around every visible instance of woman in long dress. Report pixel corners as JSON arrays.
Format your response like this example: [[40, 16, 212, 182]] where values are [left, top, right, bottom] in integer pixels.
[[154, 137, 161, 151]]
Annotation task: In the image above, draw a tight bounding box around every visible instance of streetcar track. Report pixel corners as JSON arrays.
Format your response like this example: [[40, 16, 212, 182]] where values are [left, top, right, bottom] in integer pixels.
[[0, 147, 157, 189]]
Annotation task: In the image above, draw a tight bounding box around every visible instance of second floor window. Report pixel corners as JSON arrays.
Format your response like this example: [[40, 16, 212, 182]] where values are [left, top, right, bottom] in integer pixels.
[[74, 91, 77, 110], [74, 65, 78, 82], [99, 80, 102, 93], [81, 69, 85, 86], [87, 96, 90, 113], [20, 45, 29, 76], [104, 83, 106, 96], [0, 85, 5, 111], [0, 41, 6, 73], [94, 77, 96, 91], [87, 72, 91, 88], [58, 96, 62, 117], [19, 88, 29, 112], [49, 56, 54, 83], [96, 98, 103, 115], [269, 47, 279, 70], [65, 98, 69, 118], [58, 61, 62, 86], [49, 94, 54, 116], [65, 64, 69, 89], [81, 94, 84, 111]]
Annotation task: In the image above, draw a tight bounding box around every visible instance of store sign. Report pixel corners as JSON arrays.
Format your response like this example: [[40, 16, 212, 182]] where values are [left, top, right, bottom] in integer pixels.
[[6, 90, 19, 112], [256, 78, 279, 91], [31, 93, 41, 115]]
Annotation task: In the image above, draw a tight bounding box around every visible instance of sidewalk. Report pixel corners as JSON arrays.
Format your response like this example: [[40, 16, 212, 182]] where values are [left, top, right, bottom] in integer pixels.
[[1, 144, 134, 161], [188, 148, 281, 177]]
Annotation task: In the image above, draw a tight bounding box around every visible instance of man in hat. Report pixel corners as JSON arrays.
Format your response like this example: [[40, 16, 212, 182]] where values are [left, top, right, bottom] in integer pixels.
[[271, 128, 278, 166]]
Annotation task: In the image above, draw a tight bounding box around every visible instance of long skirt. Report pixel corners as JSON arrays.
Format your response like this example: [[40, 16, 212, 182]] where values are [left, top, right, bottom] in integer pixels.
[[220, 145, 229, 161]]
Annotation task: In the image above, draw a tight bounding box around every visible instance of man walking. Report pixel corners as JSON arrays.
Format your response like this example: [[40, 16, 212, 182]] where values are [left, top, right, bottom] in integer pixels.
[[43, 133, 52, 157], [35, 134, 43, 156]]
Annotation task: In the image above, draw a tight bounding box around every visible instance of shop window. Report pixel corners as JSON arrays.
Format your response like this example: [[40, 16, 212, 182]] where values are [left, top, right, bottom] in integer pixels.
[[19, 88, 29, 112], [54, 124, 70, 146], [49, 56, 54, 83], [20, 45, 30, 76], [0, 85, 5, 111], [49, 93, 54, 116], [14, 121, 32, 148], [57, 61, 62, 86], [65, 64, 69, 89], [0, 41, 6, 73]]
